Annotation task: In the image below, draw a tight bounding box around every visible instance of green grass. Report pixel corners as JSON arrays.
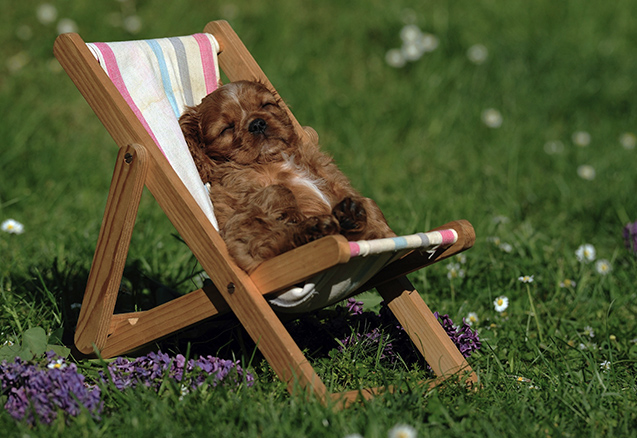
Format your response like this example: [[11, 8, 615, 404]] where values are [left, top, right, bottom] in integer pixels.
[[2, 0, 637, 436]]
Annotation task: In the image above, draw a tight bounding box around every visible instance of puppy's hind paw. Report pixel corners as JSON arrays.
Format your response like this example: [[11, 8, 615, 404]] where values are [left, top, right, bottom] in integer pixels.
[[294, 215, 339, 246], [332, 197, 367, 234]]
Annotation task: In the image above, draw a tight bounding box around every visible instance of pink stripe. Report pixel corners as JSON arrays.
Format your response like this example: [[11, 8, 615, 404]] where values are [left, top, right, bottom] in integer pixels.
[[193, 33, 218, 94], [349, 242, 360, 257], [92, 43, 165, 156], [439, 229, 456, 246]]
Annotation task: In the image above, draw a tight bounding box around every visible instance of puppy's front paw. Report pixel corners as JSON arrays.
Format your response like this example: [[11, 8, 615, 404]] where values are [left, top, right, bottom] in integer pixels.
[[294, 215, 339, 246], [332, 197, 367, 234]]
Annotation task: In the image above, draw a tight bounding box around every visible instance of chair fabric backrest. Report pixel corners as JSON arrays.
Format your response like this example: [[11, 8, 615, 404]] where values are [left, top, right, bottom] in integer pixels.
[[87, 34, 220, 229]]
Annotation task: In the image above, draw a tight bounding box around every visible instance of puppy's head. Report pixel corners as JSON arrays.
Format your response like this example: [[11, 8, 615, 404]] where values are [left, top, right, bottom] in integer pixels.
[[179, 81, 299, 165]]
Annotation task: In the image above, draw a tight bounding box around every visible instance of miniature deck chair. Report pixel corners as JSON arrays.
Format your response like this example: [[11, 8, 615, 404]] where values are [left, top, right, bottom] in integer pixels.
[[54, 20, 477, 407]]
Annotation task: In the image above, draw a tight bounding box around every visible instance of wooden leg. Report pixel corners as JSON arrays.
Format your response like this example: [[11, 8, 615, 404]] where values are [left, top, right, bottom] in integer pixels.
[[377, 276, 477, 383], [74, 144, 148, 354]]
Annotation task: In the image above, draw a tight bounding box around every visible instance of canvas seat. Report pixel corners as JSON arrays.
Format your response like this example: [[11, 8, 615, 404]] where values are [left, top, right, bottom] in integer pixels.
[[54, 20, 477, 407]]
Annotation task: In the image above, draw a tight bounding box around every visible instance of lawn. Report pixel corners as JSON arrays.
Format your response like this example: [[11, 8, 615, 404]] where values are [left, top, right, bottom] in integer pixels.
[[1, 0, 637, 436]]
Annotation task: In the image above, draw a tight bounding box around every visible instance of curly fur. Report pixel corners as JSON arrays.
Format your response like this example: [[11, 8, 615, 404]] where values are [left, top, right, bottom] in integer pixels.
[[180, 81, 394, 273]]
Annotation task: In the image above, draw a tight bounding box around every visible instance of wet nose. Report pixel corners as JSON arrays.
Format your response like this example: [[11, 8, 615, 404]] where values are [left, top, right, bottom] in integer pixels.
[[248, 118, 267, 134]]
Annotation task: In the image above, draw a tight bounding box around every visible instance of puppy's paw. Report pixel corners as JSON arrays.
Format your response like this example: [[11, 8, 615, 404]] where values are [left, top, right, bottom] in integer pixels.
[[332, 197, 367, 234], [294, 215, 339, 246]]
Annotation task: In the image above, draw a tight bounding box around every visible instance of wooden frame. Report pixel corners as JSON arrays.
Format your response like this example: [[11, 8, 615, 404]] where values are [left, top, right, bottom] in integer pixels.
[[53, 20, 477, 407]]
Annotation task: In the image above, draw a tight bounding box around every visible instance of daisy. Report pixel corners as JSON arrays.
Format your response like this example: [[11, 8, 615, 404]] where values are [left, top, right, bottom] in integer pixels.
[[543, 140, 564, 155], [559, 279, 577, 288], [123, 15, 142, 34], [467, 44, 488, 64], [47, 358, 67, 370], [572, 131, 591, 147], [575, 244, 596, 263], [419, 33, 439, 52], [518, 275, 534, 283], [595, 259, 612, 275], [386, 49, 406, 68], [1, 219, 24, 234], [57, 18, 78, 34], [400, 24, 422, 44], [481, 108, 503, 128], [600, 360, 611, 372], [36, 3, 58, 25], [466, 312, 478, 326], [577, 164, 596, 180], [583, 326, 595, 338], [499, 242, 513, 253], [446, 262, 465, 280], [494, 296, 509, 313], [388, 424, 417, 438], [619, 132, 636, 150]]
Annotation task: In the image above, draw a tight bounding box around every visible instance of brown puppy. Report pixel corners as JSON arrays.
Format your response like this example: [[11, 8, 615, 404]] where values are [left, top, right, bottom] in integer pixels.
[[180, 81, 394, 273]]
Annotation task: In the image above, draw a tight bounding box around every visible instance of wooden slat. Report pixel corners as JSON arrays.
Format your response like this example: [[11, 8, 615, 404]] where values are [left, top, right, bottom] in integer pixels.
[[74, 144, 148, 354], [376, 276, 477, 383], [102, 285, 229, 357], [250, 234, 350, 295]]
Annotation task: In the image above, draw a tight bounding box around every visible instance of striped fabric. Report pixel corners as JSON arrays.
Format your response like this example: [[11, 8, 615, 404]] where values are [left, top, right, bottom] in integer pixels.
[[87, 34, 220, 229], [349, 229, 457, 257]]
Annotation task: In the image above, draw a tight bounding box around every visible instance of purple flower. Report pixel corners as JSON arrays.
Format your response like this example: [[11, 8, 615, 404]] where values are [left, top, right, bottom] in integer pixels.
[[1, 352, 102, 425], [434, 312, 482, 358], [101, 351, 253, 393], [346, 298, 364, 315], [623, 221, 637, 255]]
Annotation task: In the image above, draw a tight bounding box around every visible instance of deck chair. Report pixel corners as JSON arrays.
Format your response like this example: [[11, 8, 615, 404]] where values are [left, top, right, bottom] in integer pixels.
[[53, 20, 477, 407]]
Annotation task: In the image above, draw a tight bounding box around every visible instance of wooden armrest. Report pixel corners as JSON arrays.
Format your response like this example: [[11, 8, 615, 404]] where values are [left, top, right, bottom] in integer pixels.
[[250, 234, 351, 295]]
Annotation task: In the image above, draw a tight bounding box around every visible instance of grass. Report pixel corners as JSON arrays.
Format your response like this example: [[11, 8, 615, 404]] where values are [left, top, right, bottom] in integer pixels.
[[2, 0, 637, 436]]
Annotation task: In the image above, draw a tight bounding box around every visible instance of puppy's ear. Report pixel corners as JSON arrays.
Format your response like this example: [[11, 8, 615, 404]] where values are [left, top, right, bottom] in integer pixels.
[[179, 106, 214, 183], [179, 106, 202, 154]]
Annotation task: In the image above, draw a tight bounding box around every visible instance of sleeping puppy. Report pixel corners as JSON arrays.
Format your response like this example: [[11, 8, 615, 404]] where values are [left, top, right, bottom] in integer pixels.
[[179, 80, 394, 273]]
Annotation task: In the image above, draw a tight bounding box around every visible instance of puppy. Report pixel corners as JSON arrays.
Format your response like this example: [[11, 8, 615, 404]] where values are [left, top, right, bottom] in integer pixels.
[[180, 81, 394, 273]]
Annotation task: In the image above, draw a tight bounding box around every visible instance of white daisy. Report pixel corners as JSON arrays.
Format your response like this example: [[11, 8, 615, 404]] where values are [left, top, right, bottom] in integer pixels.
[[400, 24, 422, 44], [47, 358, 67, 370], [619, 132, 636, 150], [36, 3, 58, 25], [518, 275, 534, 283], [575, 244, 596, 263], [419, 33, 439, 52], [466, 312, 478, 326], [446, 263, 465, 280], [388, 424, 417, 438], [600, 360, 611, 372], [559, 279, 577, 288], [123, 15, 142, 34], [583, 326, 595, 338], [386, 49, 406, 68], [543, 140, 565, 155], [57, 18, 78, 34], [595, 259, 612, 275], [481, 108, 503, 128], [467, 44, 488, 64], [577, 164, 596, 180], [494, 296, 509, 313], [1, 219, 24, 234], [572, 131, 591, 147]]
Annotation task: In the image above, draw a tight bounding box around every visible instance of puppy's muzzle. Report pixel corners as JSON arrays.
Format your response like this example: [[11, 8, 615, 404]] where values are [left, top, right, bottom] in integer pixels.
[[249, 118, 267, 134]]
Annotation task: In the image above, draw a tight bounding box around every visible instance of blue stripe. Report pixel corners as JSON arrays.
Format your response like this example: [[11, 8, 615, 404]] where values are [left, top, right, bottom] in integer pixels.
[[392, 237, 408, 250], [146, 39, 180, 117]]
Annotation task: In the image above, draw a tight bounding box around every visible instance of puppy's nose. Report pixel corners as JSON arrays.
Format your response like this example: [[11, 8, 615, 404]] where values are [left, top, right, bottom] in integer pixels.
[[248, 118, 267, 134]]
